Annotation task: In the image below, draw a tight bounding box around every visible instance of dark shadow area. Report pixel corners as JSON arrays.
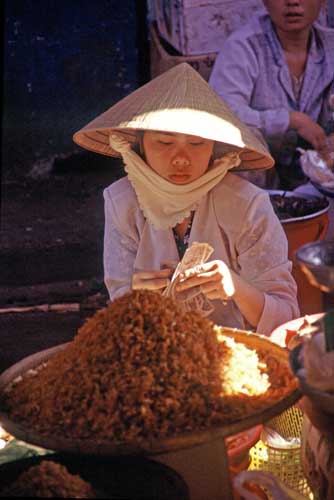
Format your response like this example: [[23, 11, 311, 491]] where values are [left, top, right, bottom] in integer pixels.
[[0, 0, 149, 371], [2, 0, 142, 182]]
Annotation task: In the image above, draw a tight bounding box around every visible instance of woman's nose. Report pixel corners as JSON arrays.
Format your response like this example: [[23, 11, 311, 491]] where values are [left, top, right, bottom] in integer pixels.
[[171, 151, 191, 167]]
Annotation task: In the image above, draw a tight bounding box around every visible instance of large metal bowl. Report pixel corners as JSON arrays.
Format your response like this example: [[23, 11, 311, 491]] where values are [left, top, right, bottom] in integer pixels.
[[0, 328, 300, 456], [295, 240, 334, 292]]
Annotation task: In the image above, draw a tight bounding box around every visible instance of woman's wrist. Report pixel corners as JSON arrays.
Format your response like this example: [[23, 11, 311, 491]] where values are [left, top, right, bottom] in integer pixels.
[[289, 111, 302, 131], [229, 270, 265, 328]]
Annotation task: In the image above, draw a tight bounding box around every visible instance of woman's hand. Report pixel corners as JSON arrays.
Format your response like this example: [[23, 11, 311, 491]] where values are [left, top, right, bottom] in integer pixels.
[[176, 260, 235, 301], [290, 111, 328, 153], [176, 259, 264, 328], [132, 268, 173, 292]]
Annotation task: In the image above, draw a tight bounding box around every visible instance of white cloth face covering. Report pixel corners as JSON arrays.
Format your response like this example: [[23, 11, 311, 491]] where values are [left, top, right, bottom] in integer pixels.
[[109, 133, 241, 229]]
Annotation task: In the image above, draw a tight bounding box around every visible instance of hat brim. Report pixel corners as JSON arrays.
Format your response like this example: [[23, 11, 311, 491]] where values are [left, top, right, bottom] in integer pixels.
[[73, 127, 273, 172], [73, 63, 274, 171]]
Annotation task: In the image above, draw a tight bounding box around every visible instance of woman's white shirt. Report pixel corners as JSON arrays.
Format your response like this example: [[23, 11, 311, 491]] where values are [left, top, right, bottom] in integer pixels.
[[103, 172, 299, 336]]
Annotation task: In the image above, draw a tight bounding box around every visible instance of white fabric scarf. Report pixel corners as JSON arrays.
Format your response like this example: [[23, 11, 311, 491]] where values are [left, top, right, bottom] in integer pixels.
[[109, 134, 241, 230]]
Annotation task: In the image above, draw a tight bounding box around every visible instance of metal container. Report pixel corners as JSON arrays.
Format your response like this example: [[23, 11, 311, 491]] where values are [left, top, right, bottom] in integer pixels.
[[268, 190, 330, 316]]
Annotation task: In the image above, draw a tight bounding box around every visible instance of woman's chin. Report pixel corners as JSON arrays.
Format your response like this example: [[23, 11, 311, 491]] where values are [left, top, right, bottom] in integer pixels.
[[168, 174, 192, 184]]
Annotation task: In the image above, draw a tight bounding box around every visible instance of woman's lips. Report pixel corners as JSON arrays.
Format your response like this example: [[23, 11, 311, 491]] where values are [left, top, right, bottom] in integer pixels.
[[285, 12, 303, 22], [169, 174, 191, 183]]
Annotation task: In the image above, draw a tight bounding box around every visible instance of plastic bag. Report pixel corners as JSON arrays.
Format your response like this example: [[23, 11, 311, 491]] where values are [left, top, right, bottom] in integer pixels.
[[299, 147, 334, 189], [261, 426, 300, 449], [233, 470, 309, 500]]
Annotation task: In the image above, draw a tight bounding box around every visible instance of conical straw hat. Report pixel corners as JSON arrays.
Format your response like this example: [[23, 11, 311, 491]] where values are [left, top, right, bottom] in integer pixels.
[[73, 63, 274, 171]]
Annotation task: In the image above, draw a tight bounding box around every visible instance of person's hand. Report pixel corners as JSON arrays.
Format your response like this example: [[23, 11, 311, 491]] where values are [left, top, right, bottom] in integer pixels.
[[132, 268, 173, 292], [321, 132, 334, 169], [176, 259, 264, 327], [290, 111, 328, 152], [175, 260, 235, 301]]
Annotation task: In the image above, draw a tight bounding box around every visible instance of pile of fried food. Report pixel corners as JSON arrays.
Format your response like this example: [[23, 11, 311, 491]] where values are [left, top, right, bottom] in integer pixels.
[[269, 193, 328, 220], [0, 290, 297, 444], [0, 460, 96, 498]]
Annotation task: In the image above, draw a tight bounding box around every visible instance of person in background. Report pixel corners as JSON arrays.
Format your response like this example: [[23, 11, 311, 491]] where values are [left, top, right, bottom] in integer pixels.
[[73, 63, 299, 336], [299, 394, 334, 499], [209, 0, 334, 191], [299, 396, 332, 435]]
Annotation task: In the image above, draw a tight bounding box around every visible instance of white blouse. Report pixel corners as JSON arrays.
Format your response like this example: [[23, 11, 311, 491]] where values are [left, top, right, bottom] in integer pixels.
[[103, 172, 299, 336]]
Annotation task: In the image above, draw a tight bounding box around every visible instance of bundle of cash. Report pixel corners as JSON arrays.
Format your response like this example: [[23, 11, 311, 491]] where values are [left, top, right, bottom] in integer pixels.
[[163, 242, 215, 316]]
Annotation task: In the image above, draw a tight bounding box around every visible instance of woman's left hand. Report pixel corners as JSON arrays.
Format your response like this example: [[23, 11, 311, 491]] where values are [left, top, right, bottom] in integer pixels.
[[176, 259, 265, 328], [176, 260, 235, 301]]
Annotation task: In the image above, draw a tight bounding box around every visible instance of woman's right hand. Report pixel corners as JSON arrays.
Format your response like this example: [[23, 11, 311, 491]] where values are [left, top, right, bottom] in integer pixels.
[[290, 111, 328, 153], [323, 132, 334, 169], [132, 268, 173, 292]]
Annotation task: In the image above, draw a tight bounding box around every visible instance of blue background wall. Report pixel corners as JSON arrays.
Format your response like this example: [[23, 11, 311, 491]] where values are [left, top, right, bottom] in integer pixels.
[[3, 0, 148, 180]]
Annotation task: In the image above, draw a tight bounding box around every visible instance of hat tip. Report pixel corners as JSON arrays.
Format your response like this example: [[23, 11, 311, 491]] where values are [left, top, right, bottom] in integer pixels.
[[166, 61, 204, 80]]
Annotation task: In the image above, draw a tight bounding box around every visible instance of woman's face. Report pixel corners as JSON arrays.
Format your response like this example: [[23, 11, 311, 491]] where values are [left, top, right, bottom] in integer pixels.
[[263, 0, 323, 33], [142, 131, 214, 184]]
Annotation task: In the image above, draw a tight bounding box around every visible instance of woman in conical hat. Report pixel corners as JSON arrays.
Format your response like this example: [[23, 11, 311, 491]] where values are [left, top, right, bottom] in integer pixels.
[[73, 63, 299, 335]]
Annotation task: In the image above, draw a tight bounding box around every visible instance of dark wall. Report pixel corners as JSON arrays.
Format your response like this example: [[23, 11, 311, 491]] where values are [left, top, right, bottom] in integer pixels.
[[3, 0, 147, 180]]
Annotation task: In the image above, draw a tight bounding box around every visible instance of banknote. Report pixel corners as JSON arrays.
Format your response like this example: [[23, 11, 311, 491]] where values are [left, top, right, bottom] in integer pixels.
[[163, 242, 215, 316]]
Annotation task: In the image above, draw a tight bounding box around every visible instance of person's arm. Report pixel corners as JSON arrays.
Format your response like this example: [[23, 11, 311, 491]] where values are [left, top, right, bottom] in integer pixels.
[[103, 187, 138, 300], [176, 260, 264, 328], [229, 270, 265, 328], [237, 191, 300, 334], [132, 268, 173, 292], [104, 187, 174, 298], [209, 37, 290, 139], [177, 191, 299, 334], [289, 111, 328, 154]]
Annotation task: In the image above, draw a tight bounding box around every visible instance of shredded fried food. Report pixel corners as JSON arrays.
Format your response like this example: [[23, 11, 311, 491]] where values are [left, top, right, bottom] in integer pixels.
[[0, 460, 96, 498], [0, 290, 297, 443]]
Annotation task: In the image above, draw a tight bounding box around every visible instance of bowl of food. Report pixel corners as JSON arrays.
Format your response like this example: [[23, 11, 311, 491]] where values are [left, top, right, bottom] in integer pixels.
[[295, 240, 334, 293], [0, 459, 97, 498], [270, 314, 324, 349], [267, 190, 329, 316], [276, 311, 334, 416], [268, 190, 329, 224], [0, 290, 299, 456], [0, 454, 189, 499]]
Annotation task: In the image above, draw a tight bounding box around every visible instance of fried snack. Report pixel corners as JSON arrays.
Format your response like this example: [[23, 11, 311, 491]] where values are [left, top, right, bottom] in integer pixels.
[[0, 290, 297, 443], [0, 460, 96, 498], [269, 193, 328, 220]]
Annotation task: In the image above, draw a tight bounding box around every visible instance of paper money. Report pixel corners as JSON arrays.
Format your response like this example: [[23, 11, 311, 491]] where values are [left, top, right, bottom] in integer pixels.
[[163, 242, 215, 316], [163, 242, 212, 296]]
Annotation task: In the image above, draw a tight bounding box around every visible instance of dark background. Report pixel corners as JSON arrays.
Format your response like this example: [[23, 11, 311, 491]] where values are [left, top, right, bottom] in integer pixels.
[[0, 0, 151, 298], [0, 1, 151, 372], [1, 0, 151, 287], [2, 0, 150, 182]]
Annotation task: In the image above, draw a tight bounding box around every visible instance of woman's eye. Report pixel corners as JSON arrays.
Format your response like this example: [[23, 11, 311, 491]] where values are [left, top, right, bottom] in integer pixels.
[[158, 140, 173, 145]]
